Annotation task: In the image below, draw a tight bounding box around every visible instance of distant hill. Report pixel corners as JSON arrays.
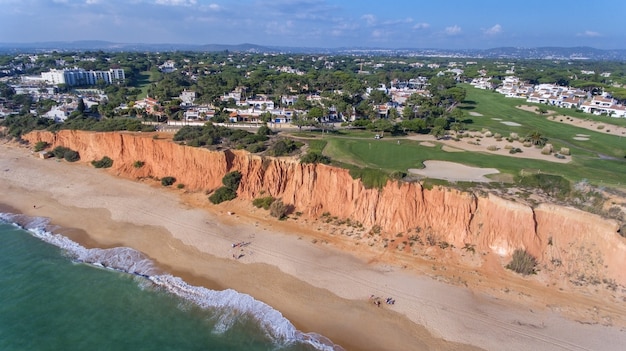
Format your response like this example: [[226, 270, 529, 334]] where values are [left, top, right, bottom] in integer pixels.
[[0, 41, 625, 60]]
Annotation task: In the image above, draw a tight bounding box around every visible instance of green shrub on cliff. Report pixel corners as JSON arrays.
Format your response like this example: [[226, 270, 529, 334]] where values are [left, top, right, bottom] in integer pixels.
[[506, 249, 537, 275], [133, 161, 145, 168], [209, 187, 237, 204], [252, 196, 275, 210], [161, 176, 176, 186], [91, 156, 113, 168], [52, 146, 71, 158], [517, 173, 571, 199], [34, 141, 49, 152], [63, 150, 80, 162], [209, 171, 243, 204], [300, 151, 330, 164], [51, 146, 80, 162], [222, 171, 242, 190]]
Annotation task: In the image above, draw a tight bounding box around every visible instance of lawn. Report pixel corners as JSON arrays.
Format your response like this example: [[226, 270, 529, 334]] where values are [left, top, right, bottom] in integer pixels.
[[459, 85, 626, 159], [133, 71, 160, 99], [312, 85, 625, 188]]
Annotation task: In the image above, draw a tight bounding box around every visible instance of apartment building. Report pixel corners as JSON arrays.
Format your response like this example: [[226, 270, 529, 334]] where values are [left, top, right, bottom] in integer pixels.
[[42, 68, 125, 86]]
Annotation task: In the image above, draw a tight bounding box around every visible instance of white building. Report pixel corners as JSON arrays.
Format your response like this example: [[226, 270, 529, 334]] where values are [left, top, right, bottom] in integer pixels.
[[42, 68, 125, 86], [179, 90, 197, 107]]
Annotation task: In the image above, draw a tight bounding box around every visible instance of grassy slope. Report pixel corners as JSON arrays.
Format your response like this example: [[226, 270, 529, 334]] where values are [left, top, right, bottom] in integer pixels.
[[134, 71, 161, 99]]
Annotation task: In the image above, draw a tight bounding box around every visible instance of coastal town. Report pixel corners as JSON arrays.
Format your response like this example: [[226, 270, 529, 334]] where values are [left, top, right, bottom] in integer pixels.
[[1, 48, 626, 351], [1, 51, 625, 130]]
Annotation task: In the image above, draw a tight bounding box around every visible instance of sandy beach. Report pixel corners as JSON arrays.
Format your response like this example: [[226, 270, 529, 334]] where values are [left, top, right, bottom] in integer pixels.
[[2, 140, 625, 351]]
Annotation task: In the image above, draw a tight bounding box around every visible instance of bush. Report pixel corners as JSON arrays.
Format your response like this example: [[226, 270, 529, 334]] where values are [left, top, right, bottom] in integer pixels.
[[34, 141, 49, 152], [161, 176, 176, 186], [133, 160, 145, 168], [541, 144, 553, 155], [52, 146, 71, 158], [246, 143, 266, 153], [269, 199, 288, 219], [252, 196, 275, 210], [208, 186, 237, 204], [300, 151, 331, 164], [257, 125, 272, 136], [91, 156, 113, 168], [518, 173, 570, 199], [389, 171, 407, 180], [63, 150, 80, 162], [269, 139, 302, 156], [177, 183, 185, 189], [506, 249, 538, 275], [222, 171, 242, 190]]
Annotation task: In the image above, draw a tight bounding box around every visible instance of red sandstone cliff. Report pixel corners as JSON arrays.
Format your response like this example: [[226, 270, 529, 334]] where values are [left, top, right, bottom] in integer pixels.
[[24, 130, 626, 287]]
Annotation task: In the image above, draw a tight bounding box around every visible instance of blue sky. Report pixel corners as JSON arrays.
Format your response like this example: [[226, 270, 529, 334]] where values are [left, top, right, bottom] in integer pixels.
[[1, 0, 625, 49]]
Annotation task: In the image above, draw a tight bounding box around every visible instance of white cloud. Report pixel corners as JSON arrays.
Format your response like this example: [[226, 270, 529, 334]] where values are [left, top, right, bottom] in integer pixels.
[[371, 29, 383, 38], [361, 14, 376, 26], [444, 25, 461, 35], [484, 24, 501, 35], [577, 30, 601, 37], [380, 17, 412, 26], [413, 22, 429, 30], [265, 20, 294, 35], [155, 0, 197, 6]]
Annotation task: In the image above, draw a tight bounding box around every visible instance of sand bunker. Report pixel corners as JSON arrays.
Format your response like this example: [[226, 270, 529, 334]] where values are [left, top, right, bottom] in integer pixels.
[[576, 134, 590, 137], [442, 145, 463, 152], [408, 160, 499, 182], [491, 118, 502, 121], [469, 112, 483, 116], [420, 141, 436, 147], [573, 137, 590, 141], [501, 121, 521, 126]]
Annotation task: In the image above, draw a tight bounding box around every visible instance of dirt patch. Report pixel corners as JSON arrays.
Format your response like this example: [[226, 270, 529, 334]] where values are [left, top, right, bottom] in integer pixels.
[[516, 104, 557, 115], [408, 160, 499, 182], [442, 145, 463, 152], [548, 115, 626, 137]]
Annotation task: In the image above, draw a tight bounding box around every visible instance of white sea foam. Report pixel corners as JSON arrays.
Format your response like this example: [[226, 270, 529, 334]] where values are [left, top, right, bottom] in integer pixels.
[[0, 212, 344, 351]]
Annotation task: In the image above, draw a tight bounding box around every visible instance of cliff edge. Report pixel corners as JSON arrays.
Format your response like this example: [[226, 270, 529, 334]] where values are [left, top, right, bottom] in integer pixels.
[[24, 130, 626, 291]]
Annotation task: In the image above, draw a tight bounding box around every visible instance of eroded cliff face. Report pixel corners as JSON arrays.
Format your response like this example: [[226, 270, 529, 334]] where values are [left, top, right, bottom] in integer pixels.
[[24, 130, 626, 286]]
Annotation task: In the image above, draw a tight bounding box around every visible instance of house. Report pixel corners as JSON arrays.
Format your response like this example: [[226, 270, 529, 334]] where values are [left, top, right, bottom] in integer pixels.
[[560, 97, 583, 109], [246, 97, 274, 111], [159, 61, 176, 73], [43, 105, 72, 122], [221, 86, 247, 104], [134, 97, 162, 116], [374, 104, 390, 118], [179, 90, 196, 107], [281, 95, 297, 106], [228, 111, 239, 123]]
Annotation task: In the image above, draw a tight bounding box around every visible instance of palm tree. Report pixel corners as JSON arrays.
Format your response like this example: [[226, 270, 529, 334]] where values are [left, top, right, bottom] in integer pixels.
[[525, 131, 548, 147]]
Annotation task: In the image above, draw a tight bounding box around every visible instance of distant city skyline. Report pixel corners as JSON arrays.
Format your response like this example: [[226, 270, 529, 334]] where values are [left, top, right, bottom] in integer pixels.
[[1, 0, 625, 50]]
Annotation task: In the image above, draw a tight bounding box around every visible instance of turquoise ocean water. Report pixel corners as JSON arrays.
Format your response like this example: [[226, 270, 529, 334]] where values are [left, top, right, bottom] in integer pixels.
[[0, 213, 342, 351]]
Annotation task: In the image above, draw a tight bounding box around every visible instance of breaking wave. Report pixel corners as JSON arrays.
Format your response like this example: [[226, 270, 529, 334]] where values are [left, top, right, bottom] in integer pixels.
[[0, 212, 344, 351]]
